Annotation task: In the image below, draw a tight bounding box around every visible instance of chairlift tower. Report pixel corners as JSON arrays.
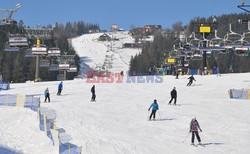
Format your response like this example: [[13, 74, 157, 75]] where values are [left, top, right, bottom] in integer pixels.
[[26, 27, 53, 81], [238, 0, 250, 13], [0, 4, 20, 25], [56, 54, 76, 80]]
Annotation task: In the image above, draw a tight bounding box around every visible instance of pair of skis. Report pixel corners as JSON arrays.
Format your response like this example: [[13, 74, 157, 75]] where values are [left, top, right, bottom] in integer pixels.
[[191, 143, 205, 147]]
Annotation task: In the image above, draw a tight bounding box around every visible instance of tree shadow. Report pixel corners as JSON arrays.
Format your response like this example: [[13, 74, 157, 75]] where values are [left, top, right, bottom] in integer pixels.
[[191, 84, 202, 86], [202, 142, 224, 146], [154, 118, 177, 121], [0, 145, 21, 154]]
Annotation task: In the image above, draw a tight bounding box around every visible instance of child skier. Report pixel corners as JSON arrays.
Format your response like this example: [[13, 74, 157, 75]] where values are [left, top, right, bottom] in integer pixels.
[[148, 99, 159, 120], [190, 117, 202, 145], [44, 88, 50, 102]]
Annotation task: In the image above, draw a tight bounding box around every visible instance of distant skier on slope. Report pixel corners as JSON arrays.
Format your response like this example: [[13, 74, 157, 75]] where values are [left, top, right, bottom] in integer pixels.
[[187, 75, 196, 86], [148, 99, 159, 120], [120, 71, 124, 80], [57, 81, 63, 95], [175, 69, 179, 79], [44, 88, 50, 102], [168, 87, 177, 105], [91, 85, 96, 101], [190, 117, 202, 145], [148, 67, 152, 75]]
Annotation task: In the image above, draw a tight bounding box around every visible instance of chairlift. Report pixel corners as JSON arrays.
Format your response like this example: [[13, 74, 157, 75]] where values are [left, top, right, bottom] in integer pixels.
[[39, 59, 50, 67], [4, 46, 19, 52], [49, 64, 59, 71], [59, 63, 70, 70], [67, 66, 77, 72], [8, 36, 28, 47], [31, 45, 47, 55], [48, 47, 61, 56]]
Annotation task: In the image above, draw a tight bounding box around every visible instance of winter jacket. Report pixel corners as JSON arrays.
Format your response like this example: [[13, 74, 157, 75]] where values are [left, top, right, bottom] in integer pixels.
[[149, 103, 159, 111], [58, 83, 63, 89], [188, 76, 195, 81], [171, 89, 177, 98], [44, 90, 50, 96], [190, 120, 201, 132], [91, 87, 95, 93]]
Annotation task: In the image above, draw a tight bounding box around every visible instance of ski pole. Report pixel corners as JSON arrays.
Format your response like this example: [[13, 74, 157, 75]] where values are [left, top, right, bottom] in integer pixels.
[[182, 132, 190, 143]]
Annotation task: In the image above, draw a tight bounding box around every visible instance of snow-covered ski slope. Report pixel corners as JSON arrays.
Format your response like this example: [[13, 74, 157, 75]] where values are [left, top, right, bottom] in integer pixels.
[[71, 31, 142, 76], [1, 73, 250, 154]]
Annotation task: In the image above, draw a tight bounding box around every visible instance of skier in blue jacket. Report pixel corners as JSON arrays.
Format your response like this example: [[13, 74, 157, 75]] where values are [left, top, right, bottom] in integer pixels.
[[57, 82, 63, 95], [148, 99, 159, 120]]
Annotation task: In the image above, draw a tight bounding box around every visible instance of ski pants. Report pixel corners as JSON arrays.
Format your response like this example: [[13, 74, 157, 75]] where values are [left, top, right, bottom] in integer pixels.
[[169, 97, 177, 105], [191, 131, 201, 143], [187, 81, 193, 86], [149, 110, 157, 119], [44, 94, 50, 102], [91, 92, 96, 101], [57, 88, 62, 95]]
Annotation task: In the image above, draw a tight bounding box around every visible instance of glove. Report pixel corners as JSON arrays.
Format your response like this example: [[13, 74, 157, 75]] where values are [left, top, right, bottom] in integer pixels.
[[148, 109, 150, 111], [200, 129, 202, 132]]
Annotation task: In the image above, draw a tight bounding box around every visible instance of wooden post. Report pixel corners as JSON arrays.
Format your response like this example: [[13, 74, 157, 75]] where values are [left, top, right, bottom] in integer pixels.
[[44, 115, 47, 136], [68, 144, 71, 154]]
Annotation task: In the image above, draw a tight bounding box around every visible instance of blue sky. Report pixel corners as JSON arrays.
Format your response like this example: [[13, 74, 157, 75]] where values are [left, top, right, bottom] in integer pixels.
[[2, 0, 244, 30]]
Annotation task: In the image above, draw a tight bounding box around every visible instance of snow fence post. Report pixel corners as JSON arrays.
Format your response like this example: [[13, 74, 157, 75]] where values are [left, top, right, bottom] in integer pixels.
[[50, 129, 60, 154], [248, 90, 250, 100], [16, 94, 26, 107], [68, 143, 71, 154], [5, 94, 9, 106], [37, 108, 41, 125], [44, 115, 47, 136]]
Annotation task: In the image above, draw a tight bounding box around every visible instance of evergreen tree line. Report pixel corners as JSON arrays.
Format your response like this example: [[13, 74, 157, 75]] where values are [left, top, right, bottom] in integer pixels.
[[129, 13, 250, 74], [0, 21, 100, 83]]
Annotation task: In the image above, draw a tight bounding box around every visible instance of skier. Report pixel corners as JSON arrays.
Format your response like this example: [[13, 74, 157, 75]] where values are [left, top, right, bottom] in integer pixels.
[[91, 85, 96, 101], [148, 67, 152, 75], [190, 117, 202, 145], [57, 81, 63, 95], [44, 88, 50, 102], [187, 75, 196, 86], [216, 68, 221, 76], [175, 69, 179, 79], [120, 71, 124, 80], [168, 87, 177, 105], [148, 99, 159, 120]]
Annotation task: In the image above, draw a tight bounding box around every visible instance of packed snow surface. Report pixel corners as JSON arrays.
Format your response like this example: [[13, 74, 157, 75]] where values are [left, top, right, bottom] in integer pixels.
[[0, 107, 57, 154], [1, 73, 250, 154]]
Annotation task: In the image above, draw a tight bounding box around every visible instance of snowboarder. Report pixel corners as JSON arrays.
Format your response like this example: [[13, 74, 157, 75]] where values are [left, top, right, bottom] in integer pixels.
[[148, 99, 159, 120], [91, 85, 96, 101], [44, 88, 50, 102], [187, 75, 196, 86], [190, 117, 202, 145], [169, 87, 177, 105], [57, 81, 63, 95]]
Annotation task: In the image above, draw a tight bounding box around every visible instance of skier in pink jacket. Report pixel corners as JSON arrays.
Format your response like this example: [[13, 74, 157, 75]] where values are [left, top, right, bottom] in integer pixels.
[[190, 117, 202, 145]]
